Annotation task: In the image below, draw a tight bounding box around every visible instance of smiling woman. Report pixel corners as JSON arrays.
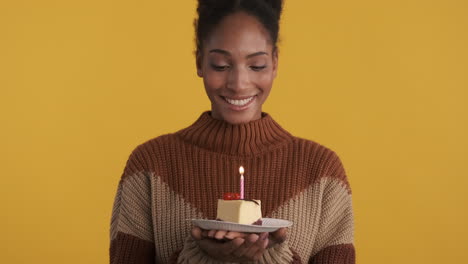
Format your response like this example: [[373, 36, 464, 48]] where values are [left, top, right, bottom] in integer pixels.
[[109, 0, 355, 263]]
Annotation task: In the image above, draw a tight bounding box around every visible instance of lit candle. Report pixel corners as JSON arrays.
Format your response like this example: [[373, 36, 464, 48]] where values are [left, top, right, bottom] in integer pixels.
[[239, 166, 244, 199]]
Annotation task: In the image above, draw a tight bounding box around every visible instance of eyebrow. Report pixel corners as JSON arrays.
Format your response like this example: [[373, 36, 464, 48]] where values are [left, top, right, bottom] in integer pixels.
[[209, 49, 268, 58]]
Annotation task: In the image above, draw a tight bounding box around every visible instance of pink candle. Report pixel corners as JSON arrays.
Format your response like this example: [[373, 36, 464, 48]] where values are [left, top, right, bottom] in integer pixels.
[[239, 166, 245, 199]]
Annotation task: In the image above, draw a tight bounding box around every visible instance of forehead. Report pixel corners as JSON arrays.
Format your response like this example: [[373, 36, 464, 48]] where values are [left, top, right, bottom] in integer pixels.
[[203, 12, 273, 56]]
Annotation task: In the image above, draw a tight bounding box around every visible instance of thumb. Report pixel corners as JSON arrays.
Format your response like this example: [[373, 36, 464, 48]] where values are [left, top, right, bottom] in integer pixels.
[[269, 228, 287, 246]]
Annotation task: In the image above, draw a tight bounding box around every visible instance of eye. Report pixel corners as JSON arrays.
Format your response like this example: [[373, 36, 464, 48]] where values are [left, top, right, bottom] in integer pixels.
[[211, 64, 230, 71], [250, 65, 267, 71]]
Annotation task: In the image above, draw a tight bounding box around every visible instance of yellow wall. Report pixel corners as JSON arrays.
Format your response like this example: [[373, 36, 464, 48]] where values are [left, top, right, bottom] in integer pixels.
[[1, 0, 467, 263]]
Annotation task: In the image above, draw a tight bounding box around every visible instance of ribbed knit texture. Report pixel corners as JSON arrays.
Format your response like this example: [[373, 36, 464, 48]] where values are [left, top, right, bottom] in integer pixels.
[[310, 244, 355, 264], [110, 111, 355, 264], [110, 232, 155, 264]]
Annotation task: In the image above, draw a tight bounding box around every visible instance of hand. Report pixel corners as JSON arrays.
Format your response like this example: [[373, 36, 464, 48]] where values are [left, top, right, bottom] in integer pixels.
[[266, 227, 287, 248], [191, 226, 268, 262], [203, 228, 288, 248], [191, 226, 288, 262]]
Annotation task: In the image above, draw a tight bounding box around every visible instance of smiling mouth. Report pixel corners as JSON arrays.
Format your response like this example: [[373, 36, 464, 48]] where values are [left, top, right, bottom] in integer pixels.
[[222, 96, 256, 107]]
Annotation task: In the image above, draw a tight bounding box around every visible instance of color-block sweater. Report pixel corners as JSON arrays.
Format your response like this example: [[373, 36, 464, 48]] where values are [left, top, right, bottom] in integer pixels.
[[110, 111, 355, 264]]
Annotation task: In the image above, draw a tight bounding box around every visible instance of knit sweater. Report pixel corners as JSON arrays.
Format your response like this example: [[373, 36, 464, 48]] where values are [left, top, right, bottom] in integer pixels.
[[110, 111, 355, 264]]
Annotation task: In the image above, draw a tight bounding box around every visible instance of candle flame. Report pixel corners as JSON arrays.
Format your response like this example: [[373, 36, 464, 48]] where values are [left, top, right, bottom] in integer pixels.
[[239, 166, 244, 175]]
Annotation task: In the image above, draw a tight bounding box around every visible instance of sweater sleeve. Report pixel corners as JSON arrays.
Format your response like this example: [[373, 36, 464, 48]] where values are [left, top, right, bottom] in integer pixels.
[[309, 155, 355, 264], [110, 150, 156, 264]]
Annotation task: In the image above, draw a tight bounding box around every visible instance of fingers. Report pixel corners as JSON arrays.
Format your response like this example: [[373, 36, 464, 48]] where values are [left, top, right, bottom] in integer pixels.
[[201, 229, 209, 238], [203, 228, 287, 243], [271, 228, 287, 243], [231, 233, 269, 260], [207, 229, 217, 238], [268, 228, 288, 248], [191, 226, 203, 240], [224, 231, 247, 240], [194, 229, 273, 262], [214, 230, 228, 240], [225, 237, 245, 255], [246, 233, 269, 260], [231, 234, 258, 257], [253, 241, 267, 261], [197, 236, 245, 260], [205, 230, 247, 240], [206, 230, 228, 240]]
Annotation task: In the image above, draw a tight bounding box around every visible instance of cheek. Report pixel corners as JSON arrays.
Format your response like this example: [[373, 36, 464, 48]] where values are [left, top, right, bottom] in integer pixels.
[[255, 72, 274, 92], [203, 72, 226, 90]]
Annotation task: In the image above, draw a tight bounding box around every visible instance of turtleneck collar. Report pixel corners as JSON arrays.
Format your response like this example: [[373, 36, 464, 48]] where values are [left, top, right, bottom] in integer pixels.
[[176, 111, 293, 156]]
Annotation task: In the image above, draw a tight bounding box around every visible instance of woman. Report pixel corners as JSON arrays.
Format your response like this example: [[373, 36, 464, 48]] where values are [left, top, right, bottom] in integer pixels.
[[110, 0, 355, 263]]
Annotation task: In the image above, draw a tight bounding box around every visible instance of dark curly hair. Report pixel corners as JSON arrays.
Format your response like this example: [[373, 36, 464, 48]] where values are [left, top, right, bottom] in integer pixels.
[[194, 0, 284, 55]]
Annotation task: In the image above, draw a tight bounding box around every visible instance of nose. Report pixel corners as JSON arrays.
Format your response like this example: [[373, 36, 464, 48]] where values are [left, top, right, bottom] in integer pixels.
[[227, 66, 250, 92]]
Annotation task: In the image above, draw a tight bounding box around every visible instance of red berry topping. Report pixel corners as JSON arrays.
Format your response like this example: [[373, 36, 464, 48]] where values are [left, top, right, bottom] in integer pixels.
[[223, 192, 234, 200], [233, 193, 241, 200]]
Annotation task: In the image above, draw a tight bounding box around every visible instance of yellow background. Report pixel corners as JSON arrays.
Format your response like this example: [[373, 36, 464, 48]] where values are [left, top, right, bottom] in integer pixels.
[[1, 0, 467, 263]]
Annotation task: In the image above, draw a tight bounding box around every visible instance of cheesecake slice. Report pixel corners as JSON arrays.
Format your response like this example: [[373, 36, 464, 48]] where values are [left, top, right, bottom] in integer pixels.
[[216, 199, 262, 225]]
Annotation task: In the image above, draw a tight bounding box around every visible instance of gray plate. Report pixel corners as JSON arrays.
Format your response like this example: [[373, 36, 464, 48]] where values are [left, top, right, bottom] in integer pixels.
[[190, 218, 293, 233]]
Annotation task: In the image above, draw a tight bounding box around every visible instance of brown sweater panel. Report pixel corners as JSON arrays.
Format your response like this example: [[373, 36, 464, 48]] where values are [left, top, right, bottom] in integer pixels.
[[110, 232, 155, 264], [309, 244, 355, 264], [291, 248, 303, 264]]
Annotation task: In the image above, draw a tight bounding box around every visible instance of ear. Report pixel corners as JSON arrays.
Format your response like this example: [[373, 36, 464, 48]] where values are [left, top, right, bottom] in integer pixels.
[[196, 50, 203, 77], [272, 47, 279, 78]]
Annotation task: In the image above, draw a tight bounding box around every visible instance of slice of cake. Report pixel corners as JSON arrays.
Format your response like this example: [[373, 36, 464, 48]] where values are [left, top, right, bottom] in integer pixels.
[[216, 193, 262, 225]]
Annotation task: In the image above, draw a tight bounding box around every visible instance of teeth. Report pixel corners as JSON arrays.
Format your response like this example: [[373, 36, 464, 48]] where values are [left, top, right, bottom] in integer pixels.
[[225, 96, 254, 106]]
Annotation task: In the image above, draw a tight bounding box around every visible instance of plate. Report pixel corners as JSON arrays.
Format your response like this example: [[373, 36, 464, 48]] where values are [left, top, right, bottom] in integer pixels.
[[190, 218, 293, 233]]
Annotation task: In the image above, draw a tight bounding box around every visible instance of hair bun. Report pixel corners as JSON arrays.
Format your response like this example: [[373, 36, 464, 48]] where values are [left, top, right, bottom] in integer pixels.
[[195, 0, 284, 53], [197, 0, 283, 18], [262, 0, 283, 18]]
